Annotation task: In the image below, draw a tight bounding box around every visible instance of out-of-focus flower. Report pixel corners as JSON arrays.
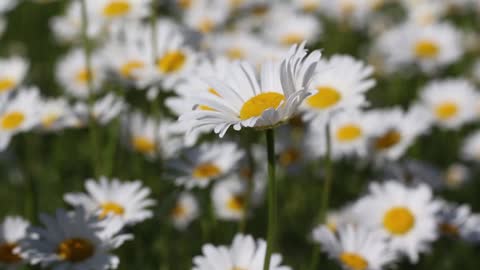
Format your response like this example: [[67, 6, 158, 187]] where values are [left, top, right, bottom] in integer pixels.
[[37, 97, 79, 132], [87, 0, 150, 21], [181, 0, 229, 34], [444, 163, 470, 189], [73, 93, 126, 126], [212, 176, 248, 221], [170, 192, 199, 230], [0, 57, 28, 97], [64, 177, 155, 225], [461, 129, 480, 162], [192, 234, 292, 270], [0, 216, 29, 270], [0, 0, 18, 14], [320, 0, 383, 29], [436, 201, 480, 241]]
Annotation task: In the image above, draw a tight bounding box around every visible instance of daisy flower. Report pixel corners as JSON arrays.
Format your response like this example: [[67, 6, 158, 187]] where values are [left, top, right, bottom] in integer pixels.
[[38, 97, 79, 132], [292, 0, 321, 13], [168, 142, 244, 189], [122, 111, 183, 159], [87, 0, 150, 21], [181, 0, 229, 34], [444, 163, 470, 188], [406, 1, 446, 26], [20, 208, 132, 270], [302, 55, 375, 121], [377, 22, 463, 73], [212, 176, 249, 221], [262, 4, 321, 47], [64, 176, 155, 225], [0, 87, 41, 151], [192, 234, 291, 270], [419, 78, 478, 129], [354, 180, 441, 263], [56, 49, 105, 99], [319, 0, 382, 29], [179, 42, 321, 137], [206, 31, 266, 62], [461, 129, 480, 162], [436, 201, 480, 240], [0, 216, 29, 269], [170, 192, 200, 230], [73, 93, 126, 126], [313, 224, 397, 270], [0, 57, 28, 97]]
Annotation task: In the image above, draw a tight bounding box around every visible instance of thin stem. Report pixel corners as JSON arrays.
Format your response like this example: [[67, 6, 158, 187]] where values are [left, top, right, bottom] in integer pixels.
[[263, 129, 277, 270], [26, 168, 39, 224], [80, 0, 99, 176], [238, 135, 255, 232]]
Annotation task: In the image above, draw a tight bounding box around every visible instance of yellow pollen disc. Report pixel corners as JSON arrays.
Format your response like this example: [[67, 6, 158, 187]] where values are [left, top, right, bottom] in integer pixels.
[[0, 243, 22, 264], [306, 86, 342, 109], [1, 111, 25, 130], [100, 202, 125, 218], [279, 148, 301, 166], [339, 252, 368, 270], [341, 2, 355, 15], [281, 33, 304, 46], [193, 163, 221, 179], [415, 40, 440, 59], [239, 92, 285, 120], [383, 207, 415, 235], [227, 195, 245, 212], [75, 68, 93, 84], [157, 51, 187, 74], [57, 238, 95, 262], [303, 2, 319, 12], [41, 114, 60, 128], [132, 136, 156, 154], [439, 223, 459, 236], [227, 48, 245, 60], [171, 204, 187, 218], [198, 18, 214, 33], [120, 60, 145, 78], [0, 78, 16, 93], [251, 5, 269, 16], [178, 0, 192, 9], [103, 1, 131, 18], [435, 102, 458, 120], [335, 124, 362, 142], [326, 222, 337, 232], [375, 130, 402, 150]]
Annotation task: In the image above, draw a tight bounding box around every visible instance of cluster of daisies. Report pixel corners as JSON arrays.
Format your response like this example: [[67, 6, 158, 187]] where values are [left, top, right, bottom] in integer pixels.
[[1, 0, 480, 269]]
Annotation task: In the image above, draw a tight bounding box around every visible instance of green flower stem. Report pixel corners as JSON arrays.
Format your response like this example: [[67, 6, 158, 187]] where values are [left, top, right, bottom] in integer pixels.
[[264, 128, 277, 270], [80, 0, 100, 176], [239, 136, 255, 232]]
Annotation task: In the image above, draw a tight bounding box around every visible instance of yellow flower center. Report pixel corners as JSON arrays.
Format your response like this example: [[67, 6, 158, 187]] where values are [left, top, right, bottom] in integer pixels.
[[335, 124, 362, 142], [57, 238, 95, 262], [251, 5, 269, 16], [303, 2, 319, 12], [375, 130, 402, 150], [199, 18, 214, 33], [279, 148, 301, 166], [99, 202, 125, 218], [227, 48, 245, 60], [120, 60, 145, 78], [193, 163, 221, 179], [171, 204, 187, 218], [103, 0, 131, 18], [239, 92, 285, 120], [75, 68, 93, 84], [132, 136, 156, 154], [157, 51, 187, 74], [415, 40, 440, 59], [178, 0, 192, 9], [339, 252, 368, 270], [1, 111, 25, 130], [435, 102, 458, 120], [0, 243, 22, 264], [383, 207, 415, 235], [306, 86, 342, 109], [227, 195, 245, 212], [281, 33, 304, 46], [0, 77, 16, 93]]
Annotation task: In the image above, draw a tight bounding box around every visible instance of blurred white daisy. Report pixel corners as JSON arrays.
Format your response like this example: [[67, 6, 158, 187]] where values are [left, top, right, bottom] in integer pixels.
[[0, 57, 28, 97], [354, 180, 441, 263], [170, 192, 199, 230], [73, 93, 126, 126], [38, 97, 79, 132], [419, 78, 478, 129], [87, 0, 150, 21], [0, 216, 29, 269], [20, 208, 132, 270], [436, 201, 480, 240], [56, 48, 105, 99], [444, 163, 470, 188], [461, 129, 480, 162], [192, 234, 291, 270], [302, 55, 375, 121], [406, 1, 446, 26], [212, 176, 249, 221], [64, 176, 155, 225], [0, 87, 41, 151], [292, 0, 321, 13], [319, 0, 383, 29], [122, 111, 183, 159], [168, 142, 244, 189], [0, 0, 18, 14], [377, 22, 463, 73], [179, 42, 321, 137], [313, 224, 397, 270], [181, 0, 229, 34]]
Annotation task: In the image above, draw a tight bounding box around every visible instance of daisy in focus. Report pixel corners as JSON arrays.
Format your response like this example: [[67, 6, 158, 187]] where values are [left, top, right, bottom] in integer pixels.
[[0, 216, 29, 269], [418, 78, 478, 129], [313, 224, 397, 270], [0, 57, 28, 97], [168, 142, 244, 189], [353, 180, 441, 263], [179, 42, 321, 137], [192, 234, 291, 270], [64, 176, 155, 225], [20, 208, 132, 270], [170, 192, 200, 230]]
